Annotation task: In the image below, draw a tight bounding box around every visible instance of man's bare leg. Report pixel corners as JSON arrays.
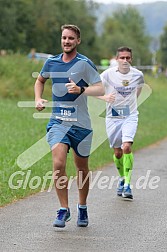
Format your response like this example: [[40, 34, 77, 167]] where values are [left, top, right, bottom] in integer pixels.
[[73, 151, 89, 205], [52, 143, 69, 208]]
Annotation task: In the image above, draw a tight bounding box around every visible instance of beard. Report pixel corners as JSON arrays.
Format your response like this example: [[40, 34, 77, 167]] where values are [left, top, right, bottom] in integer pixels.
[[63, 45, 77, 54]]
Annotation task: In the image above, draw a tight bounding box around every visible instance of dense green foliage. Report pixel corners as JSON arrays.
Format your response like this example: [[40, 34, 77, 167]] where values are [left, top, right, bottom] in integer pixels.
[[159, 25, 167, 67], [0, 0, 164, 65], [0, 0, 100, 61], [1, 0, 167, 66], [99, 6, 151, 65]]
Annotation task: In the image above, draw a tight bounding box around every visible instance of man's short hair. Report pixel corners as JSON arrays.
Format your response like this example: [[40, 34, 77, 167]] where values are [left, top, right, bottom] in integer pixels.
[[117, 46, 132, 57], [61, 24, 81, 39]]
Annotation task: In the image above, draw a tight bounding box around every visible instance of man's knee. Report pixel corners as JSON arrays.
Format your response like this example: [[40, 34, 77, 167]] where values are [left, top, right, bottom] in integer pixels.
[[114, 148, 123, 159], [123, 142, 132, 154]]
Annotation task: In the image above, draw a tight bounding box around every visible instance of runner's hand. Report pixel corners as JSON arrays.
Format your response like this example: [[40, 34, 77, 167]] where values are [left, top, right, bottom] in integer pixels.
[[35, 99, 48, 111], [65, 79, 81, 94], [103, 93, 115, 103]]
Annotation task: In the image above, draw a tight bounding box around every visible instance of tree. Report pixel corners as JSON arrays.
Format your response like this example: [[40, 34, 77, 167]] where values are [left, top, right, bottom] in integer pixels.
[[98, 6, 152, 65], [0, 0, 18, 51], [27, 0, 99, 61], [0, 0, 100, 63], [0, 0, 35, 52], [159, 25, 167, 67]]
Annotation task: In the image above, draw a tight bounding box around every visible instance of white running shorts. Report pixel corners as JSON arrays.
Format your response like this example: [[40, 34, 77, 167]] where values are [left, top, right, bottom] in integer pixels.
[[105, 113, 138, 148]]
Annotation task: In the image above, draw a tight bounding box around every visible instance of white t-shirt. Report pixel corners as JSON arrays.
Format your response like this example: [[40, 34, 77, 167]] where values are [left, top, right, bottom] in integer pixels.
[[100, 66, 144, 118]]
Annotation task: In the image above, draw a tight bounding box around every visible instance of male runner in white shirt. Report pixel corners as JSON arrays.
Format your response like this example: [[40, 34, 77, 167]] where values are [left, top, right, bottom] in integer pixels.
[[98, 46, 144, 199]]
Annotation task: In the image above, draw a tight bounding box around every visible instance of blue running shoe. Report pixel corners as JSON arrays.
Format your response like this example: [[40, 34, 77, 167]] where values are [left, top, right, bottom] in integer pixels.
[[117, 178, 124, 196], [53, 208, 71, 228], [122, 185, 133, 199], [77, 205, 88, 227]]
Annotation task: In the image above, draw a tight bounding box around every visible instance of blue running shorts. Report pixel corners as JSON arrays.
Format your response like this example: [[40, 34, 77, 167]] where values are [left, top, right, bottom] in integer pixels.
[[46, 122, 93, 157]]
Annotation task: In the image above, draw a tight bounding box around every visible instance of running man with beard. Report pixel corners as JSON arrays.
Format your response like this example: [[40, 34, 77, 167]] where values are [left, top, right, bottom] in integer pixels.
[[34, 24, 104, 227], [98, 47, 145, 199]]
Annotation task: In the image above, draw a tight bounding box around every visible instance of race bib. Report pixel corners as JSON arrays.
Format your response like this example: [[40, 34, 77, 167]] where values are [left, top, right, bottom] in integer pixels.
[[55, 103, 78, 121], [111, 105, 130, 117]]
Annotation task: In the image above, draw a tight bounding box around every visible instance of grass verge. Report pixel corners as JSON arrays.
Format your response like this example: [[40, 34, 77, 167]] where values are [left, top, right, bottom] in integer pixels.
[[0, 72, 167, 206]]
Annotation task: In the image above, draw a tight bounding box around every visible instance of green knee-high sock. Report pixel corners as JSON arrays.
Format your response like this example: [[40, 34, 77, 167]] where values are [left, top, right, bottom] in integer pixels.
[[113, 154, 124, 177], [123, 153, 134, 185]]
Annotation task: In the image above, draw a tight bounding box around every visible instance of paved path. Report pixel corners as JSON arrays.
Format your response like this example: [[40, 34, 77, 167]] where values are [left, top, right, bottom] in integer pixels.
[[1, 138, 167, 252]]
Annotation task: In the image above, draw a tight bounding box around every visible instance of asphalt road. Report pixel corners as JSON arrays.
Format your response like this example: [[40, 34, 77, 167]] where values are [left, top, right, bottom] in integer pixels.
[[1, 138, 167, 252]]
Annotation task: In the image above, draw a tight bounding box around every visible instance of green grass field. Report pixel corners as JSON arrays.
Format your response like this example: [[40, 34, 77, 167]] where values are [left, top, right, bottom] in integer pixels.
[[0, 55, 167, 207]]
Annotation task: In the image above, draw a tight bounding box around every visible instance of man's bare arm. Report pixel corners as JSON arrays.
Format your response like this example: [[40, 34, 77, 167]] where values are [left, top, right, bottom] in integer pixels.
[[34, 75, 48, 111], [65, 79, 105, 96]]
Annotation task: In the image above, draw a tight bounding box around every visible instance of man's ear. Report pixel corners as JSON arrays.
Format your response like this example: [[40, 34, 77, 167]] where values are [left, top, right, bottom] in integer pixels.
[[77, 38, 81, 45]]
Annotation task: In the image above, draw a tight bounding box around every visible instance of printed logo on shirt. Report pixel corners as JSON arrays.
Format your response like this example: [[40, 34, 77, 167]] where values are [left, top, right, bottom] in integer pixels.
[[122, 80, 129, 86]]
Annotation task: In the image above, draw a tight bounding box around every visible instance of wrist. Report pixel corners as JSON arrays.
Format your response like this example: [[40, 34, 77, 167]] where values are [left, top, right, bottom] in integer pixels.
[[35, 97, 41, 101], [80, 86, 85, 94]]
